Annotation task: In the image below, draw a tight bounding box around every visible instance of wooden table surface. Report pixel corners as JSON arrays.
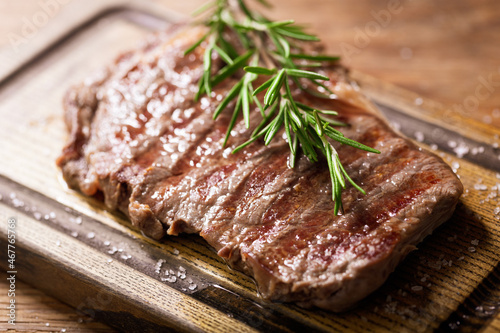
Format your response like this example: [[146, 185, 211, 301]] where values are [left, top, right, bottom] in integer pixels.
[[0, 0, 499, 331]]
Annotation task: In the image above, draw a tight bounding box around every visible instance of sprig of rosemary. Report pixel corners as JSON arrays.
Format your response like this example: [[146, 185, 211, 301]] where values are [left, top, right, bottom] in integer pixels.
[[185, 0, 380, 214]]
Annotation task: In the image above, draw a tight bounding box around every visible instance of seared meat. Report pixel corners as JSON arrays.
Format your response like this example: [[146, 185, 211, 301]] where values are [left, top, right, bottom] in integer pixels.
[[57, 25, 463, 311]]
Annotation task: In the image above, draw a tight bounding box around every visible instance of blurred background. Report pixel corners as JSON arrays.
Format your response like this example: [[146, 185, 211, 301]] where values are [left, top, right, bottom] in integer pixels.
[[0, 0, 498, 331]]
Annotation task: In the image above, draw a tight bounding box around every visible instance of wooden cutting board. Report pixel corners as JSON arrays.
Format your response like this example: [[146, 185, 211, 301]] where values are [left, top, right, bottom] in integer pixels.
[[0, 2, 499, 332]]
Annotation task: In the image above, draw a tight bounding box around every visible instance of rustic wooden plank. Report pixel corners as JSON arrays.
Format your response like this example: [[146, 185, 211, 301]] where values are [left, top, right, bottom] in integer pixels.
[[0, 203, 260, 333], [0, 270, 116, 332]]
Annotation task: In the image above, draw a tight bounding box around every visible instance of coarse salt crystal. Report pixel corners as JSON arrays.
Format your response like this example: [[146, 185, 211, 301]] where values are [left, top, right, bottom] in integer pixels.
[[162, 276, 177, 283], [471, 239, 479, 246], [411, 285, 423, 292], [104, 240, 111, 246], [454, 142, 470, 158], [34, 212, 42, 220], [188, 284, 197, 291], [12, 198, 24, 208], [71, 231, 78, 238], [468, 247, 476, 253], [414, 131, 424, 142], [155, 259, 165, 274], [391, 122, 401, 131], [87, 232, 95, 239], [474, 184, 488, 191]]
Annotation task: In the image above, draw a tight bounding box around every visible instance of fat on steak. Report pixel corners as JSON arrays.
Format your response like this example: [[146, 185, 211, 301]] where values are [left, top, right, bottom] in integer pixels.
[[57, 25, 463, 311]]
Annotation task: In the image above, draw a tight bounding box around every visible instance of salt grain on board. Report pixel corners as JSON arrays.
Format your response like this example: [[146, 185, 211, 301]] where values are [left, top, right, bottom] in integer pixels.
[[162, 276, 177, 283], [474, 184, 488, 191], [155, 259, 165, 274]]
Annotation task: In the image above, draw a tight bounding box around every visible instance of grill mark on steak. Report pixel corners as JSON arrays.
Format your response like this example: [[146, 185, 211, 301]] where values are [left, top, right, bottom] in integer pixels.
[[57, 24, 463, 311]]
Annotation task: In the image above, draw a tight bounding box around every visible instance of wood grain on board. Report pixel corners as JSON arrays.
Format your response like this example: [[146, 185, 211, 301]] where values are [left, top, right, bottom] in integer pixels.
[[0, 0, 499, 332]]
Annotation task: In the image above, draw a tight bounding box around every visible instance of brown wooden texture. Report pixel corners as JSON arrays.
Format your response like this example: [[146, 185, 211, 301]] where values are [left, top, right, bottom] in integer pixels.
[[0, 0, 499, 332], [1, 0, 499, 126]]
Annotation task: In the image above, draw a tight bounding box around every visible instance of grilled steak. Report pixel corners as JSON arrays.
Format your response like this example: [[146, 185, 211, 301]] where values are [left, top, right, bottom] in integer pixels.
[[57, 25, 463, 311]]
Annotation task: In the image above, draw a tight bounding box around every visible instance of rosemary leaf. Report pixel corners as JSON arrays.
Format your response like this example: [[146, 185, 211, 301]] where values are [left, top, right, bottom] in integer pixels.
[[290, 53, 340, 61], [213, 79, 243, 120], [186, 0, 381, 213], [275, 27, 320, 41], [213, 44, 233, 64], [244, 66, 276, 75], [253, 77, 274, 95]]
